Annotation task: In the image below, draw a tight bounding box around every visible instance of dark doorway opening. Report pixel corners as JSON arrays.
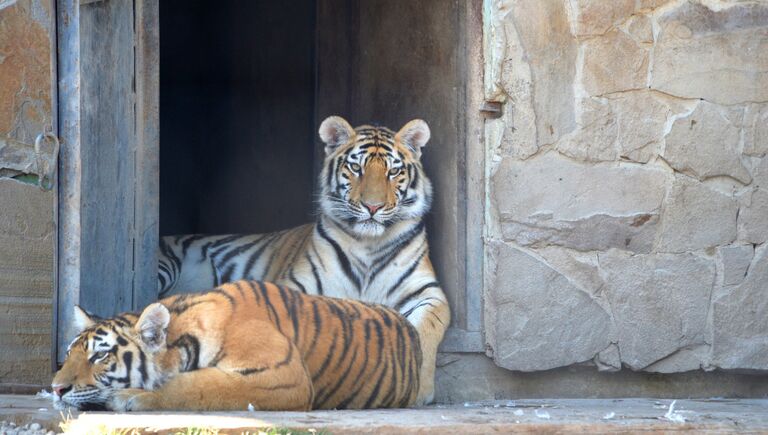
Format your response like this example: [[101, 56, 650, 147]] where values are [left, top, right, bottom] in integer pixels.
[[160, 1, 318, 235], [158, 0, 474, 342]]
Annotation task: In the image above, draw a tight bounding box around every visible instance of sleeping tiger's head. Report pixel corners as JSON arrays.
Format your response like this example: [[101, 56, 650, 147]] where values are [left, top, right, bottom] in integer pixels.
[[318, 116, 433, 238], [51, 303, 171, 410]]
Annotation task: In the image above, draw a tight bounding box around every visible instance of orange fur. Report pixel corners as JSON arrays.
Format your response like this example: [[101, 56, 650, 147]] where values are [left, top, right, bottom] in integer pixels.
[[52, 281, 421, 411]]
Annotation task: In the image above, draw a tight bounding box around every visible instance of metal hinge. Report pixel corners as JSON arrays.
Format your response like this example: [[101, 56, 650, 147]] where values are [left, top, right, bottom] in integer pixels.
[[479, 100, 504, 119], [34, 126, 60, 191]]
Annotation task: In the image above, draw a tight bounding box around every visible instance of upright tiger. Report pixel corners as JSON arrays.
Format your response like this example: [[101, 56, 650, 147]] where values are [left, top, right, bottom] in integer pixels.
[[158, 116, 450, 405], [52, 280, 422, 411]]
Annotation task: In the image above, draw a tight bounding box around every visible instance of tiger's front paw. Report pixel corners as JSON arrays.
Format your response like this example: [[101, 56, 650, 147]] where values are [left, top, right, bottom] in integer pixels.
[[108, 389, 158, 411]]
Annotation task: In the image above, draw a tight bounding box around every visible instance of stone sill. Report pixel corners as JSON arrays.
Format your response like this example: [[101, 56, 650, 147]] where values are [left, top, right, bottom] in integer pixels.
[[2, 395, 768, 434]]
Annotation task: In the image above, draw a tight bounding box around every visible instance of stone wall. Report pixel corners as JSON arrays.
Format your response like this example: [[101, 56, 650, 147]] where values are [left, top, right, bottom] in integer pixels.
[[484, 0, 768, 373]]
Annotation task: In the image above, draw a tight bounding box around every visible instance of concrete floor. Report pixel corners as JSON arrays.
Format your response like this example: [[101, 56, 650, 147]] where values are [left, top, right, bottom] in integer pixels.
[[2, 394, 768, 434]]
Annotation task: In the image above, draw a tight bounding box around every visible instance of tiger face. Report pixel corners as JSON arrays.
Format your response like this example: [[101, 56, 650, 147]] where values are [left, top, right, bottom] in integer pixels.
[[51, 304, 169, 410], [318, 116, 433, 238]]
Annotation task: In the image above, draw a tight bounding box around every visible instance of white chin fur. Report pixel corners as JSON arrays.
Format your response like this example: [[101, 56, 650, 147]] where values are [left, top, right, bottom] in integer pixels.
[[353, 221, 386, 238]]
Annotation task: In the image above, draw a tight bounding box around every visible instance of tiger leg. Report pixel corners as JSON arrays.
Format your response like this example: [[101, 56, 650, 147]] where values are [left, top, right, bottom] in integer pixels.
[[401, 285, 451, 406], [110, 323, 314, 411]]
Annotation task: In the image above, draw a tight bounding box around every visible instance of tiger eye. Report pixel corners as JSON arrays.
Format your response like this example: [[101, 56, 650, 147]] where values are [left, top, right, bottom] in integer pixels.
[[91, 351, 109, 364], [348, 162, 361, 172], [388, 168, 402, 177]]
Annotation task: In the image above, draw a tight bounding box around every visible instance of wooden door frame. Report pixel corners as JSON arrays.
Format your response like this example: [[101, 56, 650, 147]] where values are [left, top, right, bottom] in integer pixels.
[[55, 0, 483, 361], [440, 0, 485, 353], [55, 0, 159, 363]]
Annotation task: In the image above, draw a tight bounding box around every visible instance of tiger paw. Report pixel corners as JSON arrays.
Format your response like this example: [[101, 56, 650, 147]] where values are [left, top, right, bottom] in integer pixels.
[[108, 389, 158, 411]]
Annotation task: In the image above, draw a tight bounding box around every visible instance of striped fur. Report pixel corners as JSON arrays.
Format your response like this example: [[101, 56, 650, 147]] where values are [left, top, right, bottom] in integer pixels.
[[52, 280, 422, 411], [157, 116, 450, 404]]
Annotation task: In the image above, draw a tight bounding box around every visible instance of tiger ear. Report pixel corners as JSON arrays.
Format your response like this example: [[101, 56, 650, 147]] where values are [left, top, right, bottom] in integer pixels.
[[73, 305, 96, 333], [396, 119, 430, 159], [319, 116, 355, 154], [136, 303, 170, 352]]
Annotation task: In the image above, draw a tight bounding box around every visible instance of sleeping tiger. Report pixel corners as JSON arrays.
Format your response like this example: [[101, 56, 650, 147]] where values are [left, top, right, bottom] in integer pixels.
[[51, 280, 422, 411], [157, 116, 450, 405]]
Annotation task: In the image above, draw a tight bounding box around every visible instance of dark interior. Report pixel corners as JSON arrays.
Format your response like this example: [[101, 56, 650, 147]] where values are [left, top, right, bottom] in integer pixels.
[[159, 0, 465, 326], [160, 0, 318, 235]]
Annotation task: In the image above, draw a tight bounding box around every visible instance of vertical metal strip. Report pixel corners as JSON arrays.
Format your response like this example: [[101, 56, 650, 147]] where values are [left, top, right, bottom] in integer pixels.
[[48, 0, 59, 373], [55, 0, 81, 365], [132, 0, 160, 310], [464, 0, 485, 335]]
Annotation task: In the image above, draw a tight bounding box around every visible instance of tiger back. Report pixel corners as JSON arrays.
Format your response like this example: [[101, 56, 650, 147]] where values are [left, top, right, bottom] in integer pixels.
[[51, 280, 422, 411]]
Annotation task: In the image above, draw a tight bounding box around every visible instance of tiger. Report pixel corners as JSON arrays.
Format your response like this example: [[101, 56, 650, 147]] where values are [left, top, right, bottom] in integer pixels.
[[157, 116, 450, 405], [51, 280, 422, 411]]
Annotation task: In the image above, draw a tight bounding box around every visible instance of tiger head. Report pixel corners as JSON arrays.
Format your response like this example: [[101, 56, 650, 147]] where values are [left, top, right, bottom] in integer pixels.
[[318, 116, 433, 238], [51, 303, 171, 410]]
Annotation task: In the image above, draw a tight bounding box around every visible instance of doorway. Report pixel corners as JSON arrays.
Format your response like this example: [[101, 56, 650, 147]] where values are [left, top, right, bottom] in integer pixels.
[[57, 0, 483, 362]]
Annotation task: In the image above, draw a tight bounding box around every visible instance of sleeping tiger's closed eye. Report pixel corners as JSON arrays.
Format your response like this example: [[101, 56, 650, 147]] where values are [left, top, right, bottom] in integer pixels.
[[90, 351, 109, 364]]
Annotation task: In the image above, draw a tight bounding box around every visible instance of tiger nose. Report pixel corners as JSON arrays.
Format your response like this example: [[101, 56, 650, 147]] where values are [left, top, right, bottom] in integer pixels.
[[52, 384, 72, 397], [363, 202, 384, 215]]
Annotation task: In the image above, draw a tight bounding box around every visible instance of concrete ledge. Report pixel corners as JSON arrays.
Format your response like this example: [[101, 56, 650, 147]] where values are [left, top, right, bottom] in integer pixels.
[[2, 395, 767, 434]]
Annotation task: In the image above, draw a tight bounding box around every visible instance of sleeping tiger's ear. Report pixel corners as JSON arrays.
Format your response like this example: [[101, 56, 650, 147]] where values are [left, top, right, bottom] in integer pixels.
[[319, 116, 355, 154], [136, 303, 170, 352], [73, 305, 96, 333], [395, 119, 431, 159]]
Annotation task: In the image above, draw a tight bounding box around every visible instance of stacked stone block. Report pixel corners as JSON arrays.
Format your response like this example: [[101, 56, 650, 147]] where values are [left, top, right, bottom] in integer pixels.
[[484, 0, 768, 373]]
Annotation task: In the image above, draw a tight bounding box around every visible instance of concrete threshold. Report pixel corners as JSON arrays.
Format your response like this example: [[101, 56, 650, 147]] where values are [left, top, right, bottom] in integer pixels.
[[2, 395, 768, 434]]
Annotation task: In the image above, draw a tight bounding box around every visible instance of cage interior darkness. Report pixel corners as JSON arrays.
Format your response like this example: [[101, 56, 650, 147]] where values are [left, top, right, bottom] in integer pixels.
[[158, 0, 467, 329], [159, 0, 318, 235]]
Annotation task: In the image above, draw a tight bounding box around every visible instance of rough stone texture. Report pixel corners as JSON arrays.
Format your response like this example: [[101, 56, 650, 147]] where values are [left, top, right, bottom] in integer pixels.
[[555, 97, 617, 162], [600, 251, 715, 370], [493, 152, 668, 221], [572, 0, 636, 36], [492, 152, 666, 252], [717, 244, 755, 286], [509, 0, 576, 146], [582, 29, 649, 96], [643, 344, 712, 373], [664, 101, 752, 184], [638, 0, 671, 11], [610, 91, 692, 164], [655, 176, 739, 253], [556, 91, 695, 164], [625, 14, 654, 44], [534, 247, 604, 298], [738, 189, 768, 245], [744, 104, 768, 157], [753, 156, 768, 189], [501, 213, 660, 253], [593, 344, 621, 372], [486, 242, 613, 371], [711, 245, 768, 369], [651, 2, 768, 105], [485, 0, 768, 376]]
